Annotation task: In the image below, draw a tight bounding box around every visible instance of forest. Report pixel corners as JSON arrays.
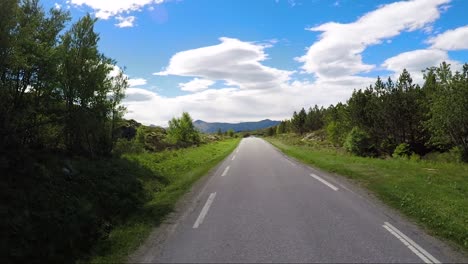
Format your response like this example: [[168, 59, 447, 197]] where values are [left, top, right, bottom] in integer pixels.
[[271, 64, 468, 162]]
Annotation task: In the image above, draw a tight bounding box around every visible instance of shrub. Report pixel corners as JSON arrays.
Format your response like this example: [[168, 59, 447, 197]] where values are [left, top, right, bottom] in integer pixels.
[[344, 127, 373, 156], [393, 143, 412, 159], [167, 112, 200, 147], [2, 154, 148, 263], [326, 121, 350, 146], [410, 153, 421, 162], [423, 146, 464, 163], [113, 138, 144, 156]]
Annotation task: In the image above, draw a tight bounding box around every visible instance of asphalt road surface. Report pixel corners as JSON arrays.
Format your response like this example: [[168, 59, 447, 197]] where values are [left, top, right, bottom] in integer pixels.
[[133, 137, 465, 263]]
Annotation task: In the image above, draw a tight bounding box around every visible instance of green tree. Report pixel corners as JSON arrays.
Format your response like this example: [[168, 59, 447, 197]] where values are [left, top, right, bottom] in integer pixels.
[[291, 108, 307, 135], [167, 112, 201, 147], [267, 126, 275, 137], [344, 127, 373, 157], [324, 103, 350, 146], [426, 63, 468, 161], [276, 121, 287, 134], [59, 14, 121, 155], [305, 105, 324, 132], [227, 129, 235, 137]]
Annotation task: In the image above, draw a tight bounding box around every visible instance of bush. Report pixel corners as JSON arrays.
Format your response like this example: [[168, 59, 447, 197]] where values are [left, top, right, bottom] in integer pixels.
[[344, 127, 373, 156], [423, 146, 464, 163], [326, 121, 349, 146], [113, 138, 144, 156], [393, 143, 412, 159], [2, 154, 149, 263], [166, 112, 200, 147], [410, 153, 421, 162]]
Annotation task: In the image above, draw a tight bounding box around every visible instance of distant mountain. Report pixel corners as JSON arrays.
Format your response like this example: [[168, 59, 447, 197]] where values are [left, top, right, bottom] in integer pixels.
[[193, 119, 280, 133]]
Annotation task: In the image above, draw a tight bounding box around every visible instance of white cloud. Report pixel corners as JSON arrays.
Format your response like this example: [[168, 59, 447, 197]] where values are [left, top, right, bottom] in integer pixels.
[[428, 25, 468, 50], [120, 0, 464, 126], [297, 0, 450, 79], [69, 0, 165, 19], [154, 37, 293, 90], [128, 36, 381, 125], [115, 15, 136, 28], [179, 78, 215, 92], [128, 78, 147, 87], [382, 49, 461, 84], [123, 76, 375, 126]]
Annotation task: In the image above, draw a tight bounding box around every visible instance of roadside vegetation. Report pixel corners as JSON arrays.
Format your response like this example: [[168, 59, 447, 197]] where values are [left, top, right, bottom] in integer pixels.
[[267, 64, 468, 162], [261, 64, 468, 251], [87, 138, 240, 263], [0, 1, 240, 262]]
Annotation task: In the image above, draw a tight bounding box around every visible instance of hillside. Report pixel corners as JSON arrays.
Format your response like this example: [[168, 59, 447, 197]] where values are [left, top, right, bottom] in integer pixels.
[[193, 119, 280, 133]]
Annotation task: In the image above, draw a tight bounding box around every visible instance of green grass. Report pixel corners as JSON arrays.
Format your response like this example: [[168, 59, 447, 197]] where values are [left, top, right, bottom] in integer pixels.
[[266, 136, 468, 251], [85, 138, 240, 263]]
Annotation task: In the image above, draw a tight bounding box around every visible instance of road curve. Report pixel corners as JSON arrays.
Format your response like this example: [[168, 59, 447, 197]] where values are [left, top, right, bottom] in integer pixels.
[[133, 137, 465, 263]]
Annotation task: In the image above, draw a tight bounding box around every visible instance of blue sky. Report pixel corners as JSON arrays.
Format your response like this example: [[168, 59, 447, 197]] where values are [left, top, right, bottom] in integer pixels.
[[44, 0, 468, 125]]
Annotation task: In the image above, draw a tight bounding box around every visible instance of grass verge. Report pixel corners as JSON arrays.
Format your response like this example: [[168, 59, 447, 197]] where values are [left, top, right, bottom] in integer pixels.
[[266, 136, 468, 252], [84, 138, 240, 263]]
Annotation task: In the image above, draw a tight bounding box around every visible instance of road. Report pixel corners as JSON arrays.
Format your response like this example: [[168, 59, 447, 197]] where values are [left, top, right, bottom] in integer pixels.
[[133, 137, 464, 263]]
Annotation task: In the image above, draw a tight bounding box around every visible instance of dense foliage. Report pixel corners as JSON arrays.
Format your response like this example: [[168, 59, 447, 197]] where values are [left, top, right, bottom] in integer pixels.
[[167, 112, 201, 147], [0, 1, 144, 262], [276, 63, 468, 162]]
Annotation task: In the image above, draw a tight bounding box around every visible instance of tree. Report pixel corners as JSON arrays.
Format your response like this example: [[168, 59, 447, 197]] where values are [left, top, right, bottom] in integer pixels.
[[167, 112, 201, 146], [217, 128, 222, 136], [59, 14, 121, 155], [267, 126, 275, 137], [324, 103, 351, 146], [426, 63, 468, 161], [276, 121, 287, 134], [0, 0, 70, 152], [227, 129, 235, 137], [291, 108, 307, 134], [305, 105, 324, 132], [344, 127, 373, 157]]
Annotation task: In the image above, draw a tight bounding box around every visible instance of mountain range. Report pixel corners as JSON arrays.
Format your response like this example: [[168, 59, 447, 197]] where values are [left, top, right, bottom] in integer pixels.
[[193, 119, 280, 133]]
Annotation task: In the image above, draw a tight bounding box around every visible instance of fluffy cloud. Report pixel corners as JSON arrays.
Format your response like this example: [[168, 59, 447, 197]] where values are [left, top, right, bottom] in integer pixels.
[[178, 78, 215, 92], [123, 75, 375, 126], [428, 25, 468, 50], [382, 49, 461, 84], [154, 37, 293, 90], [297, 0, 450, 79], [382, 49, 447, 83], [122, 0, 462, 126], [115, 16, 136, 28], [128, 77, 147, 87], [69, 0, 164, 19]]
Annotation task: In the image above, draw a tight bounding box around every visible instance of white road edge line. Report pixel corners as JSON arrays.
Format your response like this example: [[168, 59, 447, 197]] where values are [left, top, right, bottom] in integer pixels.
[[193, 192, 217, 229], [236, 148, 239, 153], [232, 155, 236, 160], [221, 166, 230, 177], [384, 222, 440, 264], [383, 224, 431, 263], [310, 173, 339, 191]]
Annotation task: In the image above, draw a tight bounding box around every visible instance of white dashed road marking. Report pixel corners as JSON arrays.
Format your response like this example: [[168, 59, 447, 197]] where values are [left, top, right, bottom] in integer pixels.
[[193, 192, 217, 228], [310, 173, 339, 191]]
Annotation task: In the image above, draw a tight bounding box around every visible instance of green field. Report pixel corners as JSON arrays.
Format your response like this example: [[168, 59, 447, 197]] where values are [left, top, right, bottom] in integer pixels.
[[266, 136, 468, 252], [85, 138, 240, 263]]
